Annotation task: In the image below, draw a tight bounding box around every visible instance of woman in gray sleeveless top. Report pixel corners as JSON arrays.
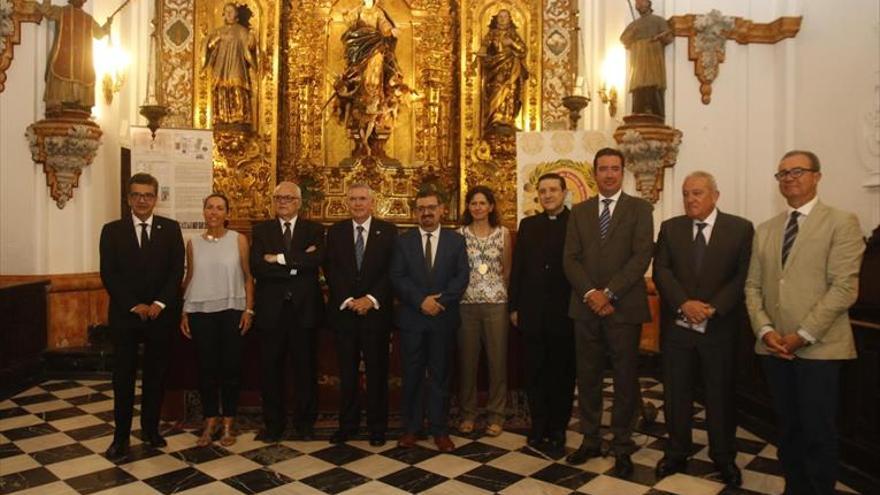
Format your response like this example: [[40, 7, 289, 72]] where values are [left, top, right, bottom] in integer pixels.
[[181, 194, 255, 446]]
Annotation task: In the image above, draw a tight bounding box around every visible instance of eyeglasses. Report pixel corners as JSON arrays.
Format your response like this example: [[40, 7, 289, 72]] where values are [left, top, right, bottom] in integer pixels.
[[274, 195, 301, 203], [774, 167, 817, 181], [129, 192, 157, 201], [416, 205, 439, 213]]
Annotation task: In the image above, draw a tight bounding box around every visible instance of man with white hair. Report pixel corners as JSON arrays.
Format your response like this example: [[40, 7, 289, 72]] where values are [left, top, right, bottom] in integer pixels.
[[251, 181, 325, 443], [653, 171, 753, 486]]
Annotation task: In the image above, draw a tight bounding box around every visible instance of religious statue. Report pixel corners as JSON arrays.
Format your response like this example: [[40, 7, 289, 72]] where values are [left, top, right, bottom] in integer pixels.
[[203, 2, 258, 130], [36, 0, 112, 116], [476, 9, 528, 136], [332, 0, 410, 160], [620, 0, 672, 119]]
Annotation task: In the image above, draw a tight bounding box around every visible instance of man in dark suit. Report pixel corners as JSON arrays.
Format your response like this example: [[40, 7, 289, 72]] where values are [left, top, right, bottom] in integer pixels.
[[99, 173, 184, 459], [563, 148, 654, 477], [653, 171, 753, 486], [251, 181, 325, 443], [324, 184, 398, 447], [509, 172, 575, 456], [390, 189, 469, 452]]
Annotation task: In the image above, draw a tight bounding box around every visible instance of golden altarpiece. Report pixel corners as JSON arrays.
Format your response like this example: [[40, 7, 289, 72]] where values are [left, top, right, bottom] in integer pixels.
[[157, 0, 578, 227]]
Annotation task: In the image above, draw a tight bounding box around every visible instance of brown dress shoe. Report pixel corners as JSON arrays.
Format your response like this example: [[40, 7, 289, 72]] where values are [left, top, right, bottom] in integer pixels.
[[397, 432, 418, 448], [433, 435, 455, 452]]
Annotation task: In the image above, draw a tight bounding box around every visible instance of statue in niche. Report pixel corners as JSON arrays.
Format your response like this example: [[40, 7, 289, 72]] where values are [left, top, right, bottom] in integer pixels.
[[203, 2, 258, 130], [476, 9, 528, 136], [332, 0, 411, 160], [36, 0, 112, 117], [620, 0, 672, 119]]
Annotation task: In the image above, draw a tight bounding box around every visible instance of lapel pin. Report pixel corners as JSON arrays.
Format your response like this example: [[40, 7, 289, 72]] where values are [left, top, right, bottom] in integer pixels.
[[156, 224, 162, 230]]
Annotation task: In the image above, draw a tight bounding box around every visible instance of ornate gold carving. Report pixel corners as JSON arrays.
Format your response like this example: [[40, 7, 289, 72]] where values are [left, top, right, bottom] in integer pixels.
[[279, 0, 459, 223], [0, 0, 40, 93], [158, 0, 195, 127], [541, 0, 576, 128], [461, 0, 542, 228], [670, 13, 802, 104], [193, 0, 280, 220]]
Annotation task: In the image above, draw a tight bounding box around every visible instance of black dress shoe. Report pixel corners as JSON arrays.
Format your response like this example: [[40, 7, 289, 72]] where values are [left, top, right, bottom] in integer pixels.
[[612, 454, 634, 478], [655, 456, 686, 479], [297, 426, 315, 441], [144, 431, 167, 448], [256, 428, 283, 443], [526, 435, 544, 448], [369, 432, 386, 447], [566, 445, 601, 465], [330, 430, 353, 444], [104, 440, 130, 459], [718, 462, 742, 486]]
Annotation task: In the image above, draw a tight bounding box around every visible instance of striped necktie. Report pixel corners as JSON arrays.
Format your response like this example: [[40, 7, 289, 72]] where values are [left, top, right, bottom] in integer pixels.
[[599, 198, 613, 239], [781, 211, 801, 267], [355, 226, 365, 270]]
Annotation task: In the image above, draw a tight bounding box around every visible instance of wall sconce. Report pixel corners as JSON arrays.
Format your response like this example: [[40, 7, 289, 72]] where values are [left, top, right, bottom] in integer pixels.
[[94, 37, 130, 105], [599, 45, 626, 118]]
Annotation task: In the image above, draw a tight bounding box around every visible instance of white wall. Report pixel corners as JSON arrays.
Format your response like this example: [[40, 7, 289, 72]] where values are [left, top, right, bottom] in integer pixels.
[[0, 0, 152, 275], [579, 0, 880, 235]]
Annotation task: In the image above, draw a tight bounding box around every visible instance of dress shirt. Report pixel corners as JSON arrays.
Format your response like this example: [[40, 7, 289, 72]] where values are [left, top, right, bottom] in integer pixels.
[[759, 195, 821, 345], [339, 216, 379, 311], [692, 208, 718, 243], [130, 214, 165, 310], [419, 226, 441, 266], [275, 216, 298, 266], [596, 189, 623, 218]]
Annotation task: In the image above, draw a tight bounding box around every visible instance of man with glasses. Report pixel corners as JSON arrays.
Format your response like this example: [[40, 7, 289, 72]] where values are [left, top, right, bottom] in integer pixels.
[[390, 189, 468, 452], [99, 173, 185, 459], [251, 181, 325, 442], [746, 150, 865, 495]]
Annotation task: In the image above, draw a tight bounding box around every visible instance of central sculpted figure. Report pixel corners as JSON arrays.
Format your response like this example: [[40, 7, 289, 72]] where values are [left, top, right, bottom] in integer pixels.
[[203, 3, 258, 129], [334, 0, 409, 159], [476, 9, 528, 136]]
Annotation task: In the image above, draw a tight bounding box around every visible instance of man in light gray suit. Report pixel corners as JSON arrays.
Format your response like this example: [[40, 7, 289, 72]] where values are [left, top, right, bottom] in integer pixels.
[[563, 148, 654, 478], [745, 150, 865, 495]]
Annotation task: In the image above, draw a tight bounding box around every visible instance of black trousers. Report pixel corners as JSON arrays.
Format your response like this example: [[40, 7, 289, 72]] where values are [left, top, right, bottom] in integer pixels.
[[574, 319, 641, 455], [189, 310, 243, 418], [661, 324, 737, 465], [523, 321, 575, 441], [260, 300, 317, 433], [335, 323, 390, 434], [762, 356, 842, 495], [111, 321, 171, 442]]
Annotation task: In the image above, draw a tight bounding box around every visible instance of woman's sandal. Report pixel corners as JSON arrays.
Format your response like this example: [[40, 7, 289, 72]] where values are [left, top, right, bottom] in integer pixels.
[[220, 417, 236, 447], [197, 417, 219, 447], [485, 423, 503, 437], [459, 420, 475, 434]]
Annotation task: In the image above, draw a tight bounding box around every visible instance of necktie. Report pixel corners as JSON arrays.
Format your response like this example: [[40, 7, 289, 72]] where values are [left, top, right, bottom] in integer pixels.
[[599, 198, 613, 239], [355, 225, 365, 270], [694, 222, 707, 273], [139, 222, 149, 249], [282, 222, 292, 253], [781, 211, 801, 267], [424, 232, 433, 274]]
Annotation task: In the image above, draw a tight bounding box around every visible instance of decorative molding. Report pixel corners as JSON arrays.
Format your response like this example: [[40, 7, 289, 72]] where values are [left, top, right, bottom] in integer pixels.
[[158, 0, 194, 127], [0, 0, 41, 93], [26, 117, 103, 209], [540, 0, 576, 128], [613, 115, 682, 203], [669, 13, 802, 104]]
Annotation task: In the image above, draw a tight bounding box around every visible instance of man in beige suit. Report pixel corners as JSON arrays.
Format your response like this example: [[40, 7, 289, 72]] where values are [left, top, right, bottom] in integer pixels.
[[745, 150, 865, 495]]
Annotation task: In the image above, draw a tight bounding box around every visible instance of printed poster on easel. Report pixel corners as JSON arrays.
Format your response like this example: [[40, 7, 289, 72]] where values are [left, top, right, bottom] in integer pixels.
[[130, 127, 214, 240]]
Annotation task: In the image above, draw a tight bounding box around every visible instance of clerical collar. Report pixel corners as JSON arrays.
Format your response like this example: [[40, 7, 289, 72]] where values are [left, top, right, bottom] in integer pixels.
[[546, 206, 567, 220]]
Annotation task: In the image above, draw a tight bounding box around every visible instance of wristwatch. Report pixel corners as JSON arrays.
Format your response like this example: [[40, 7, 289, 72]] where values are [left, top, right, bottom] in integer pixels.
[[245, 308, 255, 316], [602, 288, 616, 301]]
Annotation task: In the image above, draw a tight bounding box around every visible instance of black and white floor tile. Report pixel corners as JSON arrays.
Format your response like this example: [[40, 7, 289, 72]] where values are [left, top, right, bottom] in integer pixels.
[[0, 378, 863, 494]]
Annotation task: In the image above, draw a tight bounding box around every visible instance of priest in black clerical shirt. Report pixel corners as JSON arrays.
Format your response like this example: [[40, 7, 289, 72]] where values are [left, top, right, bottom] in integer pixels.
[[508, 172, 575, 456]]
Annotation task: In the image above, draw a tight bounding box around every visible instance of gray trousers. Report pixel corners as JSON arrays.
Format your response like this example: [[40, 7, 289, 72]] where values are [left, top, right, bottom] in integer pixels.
[[574, 318, 641, 455], [457, 303, 508, 425]]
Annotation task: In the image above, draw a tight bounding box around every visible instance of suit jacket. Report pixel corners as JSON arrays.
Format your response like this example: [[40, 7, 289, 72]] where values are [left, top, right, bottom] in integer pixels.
[[653, 211, 754, 334], [745, 201, 864, 360], [563, 192, 654, 323], [509, 208, 572, 333], [390, 227, 469, 330], [324, 218, 398, 331], [99, 215, 185, 328], [250, 217, 325, 330]]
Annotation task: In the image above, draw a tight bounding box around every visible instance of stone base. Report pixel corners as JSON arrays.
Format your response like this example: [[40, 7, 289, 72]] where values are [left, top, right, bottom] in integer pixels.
[[613, 114, 683, 203]]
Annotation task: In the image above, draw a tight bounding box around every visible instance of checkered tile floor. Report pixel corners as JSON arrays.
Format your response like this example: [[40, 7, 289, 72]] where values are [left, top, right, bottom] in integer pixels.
[[0, 378, 862, 494]]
